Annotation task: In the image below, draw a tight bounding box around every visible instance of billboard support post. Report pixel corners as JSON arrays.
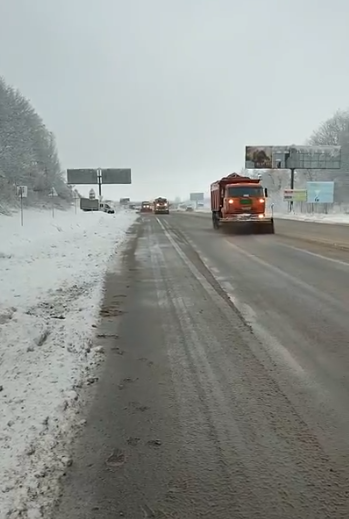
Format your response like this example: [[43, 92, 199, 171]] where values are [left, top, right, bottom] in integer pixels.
[[290, 168, 295, 211], [97, 168, 102, 198]]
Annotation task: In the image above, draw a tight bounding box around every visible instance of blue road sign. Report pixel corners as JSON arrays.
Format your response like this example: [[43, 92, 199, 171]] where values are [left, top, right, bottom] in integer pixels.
[[306, 182, 334, 203]]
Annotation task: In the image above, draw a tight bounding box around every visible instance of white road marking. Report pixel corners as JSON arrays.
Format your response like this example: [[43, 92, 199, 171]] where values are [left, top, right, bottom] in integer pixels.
[[156, 217, 305, 378], [277, 242, 349, 268]]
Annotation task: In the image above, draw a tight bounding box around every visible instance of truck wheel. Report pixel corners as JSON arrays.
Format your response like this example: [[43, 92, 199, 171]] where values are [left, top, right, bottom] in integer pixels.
[[262, 223, 274, 234], [212, 214, 219, 230]]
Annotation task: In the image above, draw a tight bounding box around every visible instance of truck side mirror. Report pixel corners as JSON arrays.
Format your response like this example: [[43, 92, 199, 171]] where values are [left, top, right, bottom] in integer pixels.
[[264, 188, 268, 197]]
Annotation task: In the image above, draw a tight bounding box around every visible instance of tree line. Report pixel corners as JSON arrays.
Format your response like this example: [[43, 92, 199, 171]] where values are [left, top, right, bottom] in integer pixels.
[[0, 76, 73, 213]]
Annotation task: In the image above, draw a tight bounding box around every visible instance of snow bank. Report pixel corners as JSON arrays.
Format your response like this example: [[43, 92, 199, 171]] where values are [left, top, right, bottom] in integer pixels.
[[187, 207, 349, 224], [273, 212, 349, 224], [0, 206, 137, 518]]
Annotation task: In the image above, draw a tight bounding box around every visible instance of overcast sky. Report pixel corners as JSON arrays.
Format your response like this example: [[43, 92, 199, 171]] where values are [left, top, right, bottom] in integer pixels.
[[0, 0, 348, 200]]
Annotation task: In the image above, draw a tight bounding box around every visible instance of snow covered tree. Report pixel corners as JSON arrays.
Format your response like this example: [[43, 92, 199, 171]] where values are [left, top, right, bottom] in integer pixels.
[[0, 76, 71, 209], [306, 109, 349, 205]]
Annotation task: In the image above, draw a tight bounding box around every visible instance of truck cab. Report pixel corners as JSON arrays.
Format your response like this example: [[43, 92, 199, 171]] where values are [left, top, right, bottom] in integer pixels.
[[210, 173, 274, 233], [140, 201, 152, 213], [222, 182, 267, 218], [154, 197, 169, 214]]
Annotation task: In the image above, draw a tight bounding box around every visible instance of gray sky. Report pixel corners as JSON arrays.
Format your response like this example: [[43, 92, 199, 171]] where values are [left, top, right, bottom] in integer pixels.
[[1, 0, 348, 200]]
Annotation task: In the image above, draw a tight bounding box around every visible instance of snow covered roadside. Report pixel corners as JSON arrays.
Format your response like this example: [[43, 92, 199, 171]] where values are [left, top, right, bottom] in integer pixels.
[[272, 212, 349, 224], [186, 207, 349, 225], [0, 207, 138, 519]]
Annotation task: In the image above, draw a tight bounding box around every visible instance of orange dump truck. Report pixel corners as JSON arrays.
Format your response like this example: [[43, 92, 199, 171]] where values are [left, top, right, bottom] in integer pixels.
[[153, 197, 170, 214], [210, 173, 274, 234]]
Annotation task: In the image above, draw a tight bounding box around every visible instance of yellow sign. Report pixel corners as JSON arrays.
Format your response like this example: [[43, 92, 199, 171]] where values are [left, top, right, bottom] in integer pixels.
[[283, 189, 307, 202]]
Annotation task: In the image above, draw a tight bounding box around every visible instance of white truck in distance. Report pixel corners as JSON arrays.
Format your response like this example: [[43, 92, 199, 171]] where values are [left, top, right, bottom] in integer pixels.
[[80, 198, 115, 213]]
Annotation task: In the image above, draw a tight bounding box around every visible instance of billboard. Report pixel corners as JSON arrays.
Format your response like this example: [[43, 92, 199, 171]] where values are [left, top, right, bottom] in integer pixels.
[[190, 192, 204, 201], [245, 145, 341, 170], [283, 189, 307, 202], [245, 146, 273, 169], [289, 146, 341, 169], [67, 169, 98, 185], [102, 168, 131, 184], [306, 182, 334, 203]]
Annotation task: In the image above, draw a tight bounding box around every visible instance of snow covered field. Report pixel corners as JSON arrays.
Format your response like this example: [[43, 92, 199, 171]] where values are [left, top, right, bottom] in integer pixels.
[[0, 206, 137, 518]]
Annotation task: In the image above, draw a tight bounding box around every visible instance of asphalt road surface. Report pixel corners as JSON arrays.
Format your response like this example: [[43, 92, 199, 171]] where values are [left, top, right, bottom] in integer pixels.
[[54, 213, 349, 519]]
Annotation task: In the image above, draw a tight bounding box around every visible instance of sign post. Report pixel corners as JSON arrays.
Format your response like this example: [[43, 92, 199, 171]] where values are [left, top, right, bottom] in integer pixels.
[[73, 190, 79, 214], [48, 187, 58, 217], [16, 186, 28, 226]]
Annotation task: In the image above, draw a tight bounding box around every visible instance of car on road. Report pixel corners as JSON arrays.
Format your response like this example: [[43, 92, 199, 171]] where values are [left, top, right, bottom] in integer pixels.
[[140, 201, 152, 213]]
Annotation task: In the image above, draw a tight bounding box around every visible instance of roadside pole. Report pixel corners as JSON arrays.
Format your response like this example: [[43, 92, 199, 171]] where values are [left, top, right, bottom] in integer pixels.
[[16, 186, 27, 226], [20, 191, 23, 226], [289, 168, 295, 212], [49, 187, 58, 218]]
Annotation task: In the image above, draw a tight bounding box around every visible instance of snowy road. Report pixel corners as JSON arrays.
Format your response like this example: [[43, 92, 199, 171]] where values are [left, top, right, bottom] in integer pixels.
[[0, 207, 137, 519], [54, 213, 349, 518]]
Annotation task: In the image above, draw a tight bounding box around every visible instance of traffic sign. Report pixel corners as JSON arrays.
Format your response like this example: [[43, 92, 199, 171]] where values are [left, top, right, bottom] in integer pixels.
[[283, 189, 307, 202], [306, 182, 334, 203], [102, 168, 131, 184], [17, 186, 28, 197]]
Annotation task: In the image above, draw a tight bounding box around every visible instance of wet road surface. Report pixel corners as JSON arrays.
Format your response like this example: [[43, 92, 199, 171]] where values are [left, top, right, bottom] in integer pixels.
[[54, 214, 349, 518]]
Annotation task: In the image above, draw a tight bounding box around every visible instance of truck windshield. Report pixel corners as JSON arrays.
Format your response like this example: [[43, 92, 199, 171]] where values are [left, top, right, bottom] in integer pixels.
[[227, 186, 264, 197]]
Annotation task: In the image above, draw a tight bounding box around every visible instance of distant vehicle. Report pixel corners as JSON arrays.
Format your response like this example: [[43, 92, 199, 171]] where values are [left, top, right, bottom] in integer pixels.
[[100, 202, 115, 214], [153, 197, 169, 214], [210, 173, 274, 234], [120, 197, 130, 207], [80, 198, 99, 211], [185, 206, 194, 212], [140, 201, 152, 213]]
